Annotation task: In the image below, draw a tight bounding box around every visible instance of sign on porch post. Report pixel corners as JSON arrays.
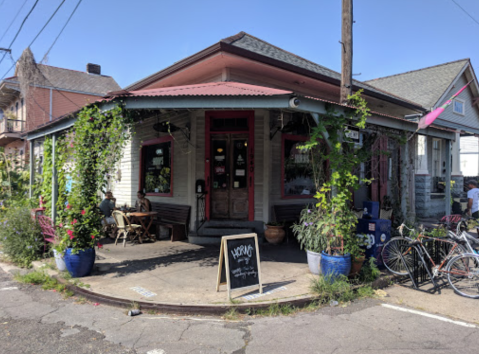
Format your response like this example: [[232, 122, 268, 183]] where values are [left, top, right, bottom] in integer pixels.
[[216, 233, 262, 299]]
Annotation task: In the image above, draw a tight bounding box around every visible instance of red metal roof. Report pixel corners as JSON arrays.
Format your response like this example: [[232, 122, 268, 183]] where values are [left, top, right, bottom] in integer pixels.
[[109, 82, 293, 98]]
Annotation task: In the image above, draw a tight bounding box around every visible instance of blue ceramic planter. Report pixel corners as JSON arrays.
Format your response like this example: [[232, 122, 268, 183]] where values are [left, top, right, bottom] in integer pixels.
[[64, 248, 95, 278], [320, 251, 351, 281]]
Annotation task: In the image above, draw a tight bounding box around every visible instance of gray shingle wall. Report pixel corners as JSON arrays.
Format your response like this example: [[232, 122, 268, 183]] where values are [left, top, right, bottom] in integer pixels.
[[365, 60, 468, 109], [434, 73, 479, 131]]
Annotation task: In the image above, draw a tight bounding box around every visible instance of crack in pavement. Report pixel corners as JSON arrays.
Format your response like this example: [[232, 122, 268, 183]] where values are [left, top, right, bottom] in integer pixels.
[[178, 322, 191, 341], [132, 325, 147, 349]]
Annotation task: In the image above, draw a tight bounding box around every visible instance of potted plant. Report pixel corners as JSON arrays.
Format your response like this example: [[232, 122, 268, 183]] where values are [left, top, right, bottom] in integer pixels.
[[264, 221, 286, 244], [54, 203, 101, 277], [293, 90, 371, 280], [292, 206, 329, 275], [346, 233, 368, 277]]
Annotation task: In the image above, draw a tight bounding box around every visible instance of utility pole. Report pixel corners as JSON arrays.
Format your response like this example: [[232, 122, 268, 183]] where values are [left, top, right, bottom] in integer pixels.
[[0, 48, 11, 53], [340, 0, 353, 105]]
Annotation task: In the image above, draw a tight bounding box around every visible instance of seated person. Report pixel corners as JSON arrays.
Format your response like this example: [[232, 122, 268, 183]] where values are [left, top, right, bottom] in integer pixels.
[[135, 190, 151, 212], [100, 191, 116, 225]]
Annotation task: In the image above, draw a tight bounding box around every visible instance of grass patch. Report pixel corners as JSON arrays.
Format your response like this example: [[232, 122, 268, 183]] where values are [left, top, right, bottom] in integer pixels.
[[14, 270, 74, 298], [223, 308, 240, 321], [310, 274, 356, 304], [229, 298, 242, 305], [75, 296, 88, 304], [146, 309, 157, 315]]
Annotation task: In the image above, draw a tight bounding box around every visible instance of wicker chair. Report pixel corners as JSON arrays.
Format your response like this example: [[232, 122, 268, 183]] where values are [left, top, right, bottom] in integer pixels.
[[112, 211, 143, 247]]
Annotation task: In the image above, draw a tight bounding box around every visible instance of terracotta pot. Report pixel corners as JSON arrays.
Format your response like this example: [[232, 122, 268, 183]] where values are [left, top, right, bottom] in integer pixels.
[[264, 225, 286, 244], [349, 255, 366, 277]]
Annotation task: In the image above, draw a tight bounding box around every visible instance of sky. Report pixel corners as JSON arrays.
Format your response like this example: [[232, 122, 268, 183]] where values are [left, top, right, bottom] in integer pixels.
[[0, 0, 478, 89]]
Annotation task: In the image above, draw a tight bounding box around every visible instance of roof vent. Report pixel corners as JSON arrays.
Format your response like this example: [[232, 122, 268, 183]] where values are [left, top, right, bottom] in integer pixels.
[[86, 63, 101, 75]]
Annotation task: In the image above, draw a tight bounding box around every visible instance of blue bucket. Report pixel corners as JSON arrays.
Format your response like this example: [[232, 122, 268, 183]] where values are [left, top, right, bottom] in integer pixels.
[[320, 251, 351, 281]]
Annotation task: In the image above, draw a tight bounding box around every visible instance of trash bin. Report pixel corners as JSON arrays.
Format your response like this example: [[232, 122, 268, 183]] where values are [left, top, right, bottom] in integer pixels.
[[356, 218, 391, 268]]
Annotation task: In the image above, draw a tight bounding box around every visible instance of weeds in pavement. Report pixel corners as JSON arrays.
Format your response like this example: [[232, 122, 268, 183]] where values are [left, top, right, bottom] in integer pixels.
[[229, 298, 242, 305], [14, 270, 73, 298], [75, 296, 88, 304], [310, 275, 356, 304], [146, 310, 157, 315], [223, 308, 240, 321]]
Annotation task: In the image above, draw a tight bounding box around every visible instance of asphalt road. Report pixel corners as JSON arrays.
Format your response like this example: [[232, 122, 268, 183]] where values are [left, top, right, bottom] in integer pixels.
[[1, 266, 478, 354]]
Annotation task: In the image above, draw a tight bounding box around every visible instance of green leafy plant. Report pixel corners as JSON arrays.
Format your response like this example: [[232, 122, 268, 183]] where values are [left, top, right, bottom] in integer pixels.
[[292, 206, 328, 253], [0, 206, 44, 267], [310, 274, 356, 303], [294, 90, 372, 255], [54, 104, 134, 253]]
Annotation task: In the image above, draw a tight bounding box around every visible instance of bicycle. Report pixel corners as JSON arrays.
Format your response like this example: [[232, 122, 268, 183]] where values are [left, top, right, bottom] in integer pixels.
[[381, 223, 479, 298]]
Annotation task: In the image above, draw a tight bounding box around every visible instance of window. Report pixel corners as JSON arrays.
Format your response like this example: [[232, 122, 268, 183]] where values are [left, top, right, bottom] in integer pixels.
[[453, 99, 465, 115], [140, 136, 173, 196], [282, 134, 319, 198]]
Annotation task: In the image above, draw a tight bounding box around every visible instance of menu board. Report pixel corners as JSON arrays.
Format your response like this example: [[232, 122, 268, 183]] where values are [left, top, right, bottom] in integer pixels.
[[216, 233, 262, 298]]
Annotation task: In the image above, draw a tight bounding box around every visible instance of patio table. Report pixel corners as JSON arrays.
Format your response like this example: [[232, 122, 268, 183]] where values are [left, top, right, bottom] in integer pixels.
[[128, 211, 158, 242]]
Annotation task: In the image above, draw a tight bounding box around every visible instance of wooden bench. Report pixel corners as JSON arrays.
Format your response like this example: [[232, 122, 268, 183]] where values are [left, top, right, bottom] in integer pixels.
[[37, 215, 56, 252], [151, 202, 191, 241], [273, 203, 310, 241]]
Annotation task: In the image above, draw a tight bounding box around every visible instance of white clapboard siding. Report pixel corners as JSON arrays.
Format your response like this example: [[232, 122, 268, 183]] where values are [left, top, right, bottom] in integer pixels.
[[111, 112, 193, 209]]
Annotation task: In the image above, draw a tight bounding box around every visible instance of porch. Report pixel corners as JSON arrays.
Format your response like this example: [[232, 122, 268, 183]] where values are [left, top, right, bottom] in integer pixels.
[[77, 237, 313, 306]]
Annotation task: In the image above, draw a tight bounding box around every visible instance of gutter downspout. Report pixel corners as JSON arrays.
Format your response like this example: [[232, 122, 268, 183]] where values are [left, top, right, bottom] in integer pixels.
[[49, 88, 53, 121]]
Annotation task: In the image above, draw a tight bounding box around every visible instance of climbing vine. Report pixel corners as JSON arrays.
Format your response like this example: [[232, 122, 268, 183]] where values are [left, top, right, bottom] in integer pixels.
[[55, 104, 134, 253], [299, 90, 372, 257]]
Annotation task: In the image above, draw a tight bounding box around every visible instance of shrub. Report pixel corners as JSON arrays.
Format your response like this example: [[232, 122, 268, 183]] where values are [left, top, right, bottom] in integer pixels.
[[310, 274, 356, 303], [0, 206, 44, 267]]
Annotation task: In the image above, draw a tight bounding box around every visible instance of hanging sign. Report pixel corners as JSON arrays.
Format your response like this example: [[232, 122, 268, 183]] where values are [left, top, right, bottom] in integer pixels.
[[216, 233, 262, 299]]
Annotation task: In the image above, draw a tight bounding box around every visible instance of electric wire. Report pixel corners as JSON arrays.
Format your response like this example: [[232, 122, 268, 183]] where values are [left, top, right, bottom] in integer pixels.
[[41, 0, 83, 63], [0, 0, 40, 67], [451, 0, 479, 26], [0, 0, 29, 43], [27, 0, 67, 48]]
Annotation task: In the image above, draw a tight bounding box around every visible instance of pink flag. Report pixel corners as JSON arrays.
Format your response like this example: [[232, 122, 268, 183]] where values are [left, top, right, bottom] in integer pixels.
[[418, 80, 473, 130]]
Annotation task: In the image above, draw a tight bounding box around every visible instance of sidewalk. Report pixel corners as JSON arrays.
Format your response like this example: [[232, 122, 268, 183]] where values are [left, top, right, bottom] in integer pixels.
[[23, 238, 317, 312]]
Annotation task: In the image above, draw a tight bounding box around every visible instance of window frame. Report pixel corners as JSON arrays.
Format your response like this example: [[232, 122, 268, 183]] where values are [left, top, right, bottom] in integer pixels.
[[281, 134, 316, 199], [453, 98, 465, 116], [139, 136, 174, 197]]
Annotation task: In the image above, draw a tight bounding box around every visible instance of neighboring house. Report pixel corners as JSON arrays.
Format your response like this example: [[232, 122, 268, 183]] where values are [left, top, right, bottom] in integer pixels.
[[26, 32, 454, 234], [366, 59, 479, 218], [0, 48, 121, 170]]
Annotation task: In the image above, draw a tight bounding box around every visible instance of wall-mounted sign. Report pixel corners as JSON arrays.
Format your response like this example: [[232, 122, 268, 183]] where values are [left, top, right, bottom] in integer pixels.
[[345, 126, 360, 143]]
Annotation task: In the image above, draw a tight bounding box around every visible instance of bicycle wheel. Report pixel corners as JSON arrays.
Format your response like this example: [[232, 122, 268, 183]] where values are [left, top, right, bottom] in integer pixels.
[[446, 254, 479, 299], [439, 242, 467, 264], [381, 237, 415, 275]]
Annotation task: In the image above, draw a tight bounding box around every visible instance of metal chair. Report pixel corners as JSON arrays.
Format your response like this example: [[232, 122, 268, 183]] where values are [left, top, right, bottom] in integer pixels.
[[112, 211, 143, 247]]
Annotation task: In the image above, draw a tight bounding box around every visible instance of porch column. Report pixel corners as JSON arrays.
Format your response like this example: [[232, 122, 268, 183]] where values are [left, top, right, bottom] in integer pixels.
[[445, 139, 452, 216], [451, 131, 462, 176], [29, 140, 34, 199], [415, 135, 430, 218], [51, 134, 58, 224], [400, 142, 408, 220], [415, 135, 428, 174]]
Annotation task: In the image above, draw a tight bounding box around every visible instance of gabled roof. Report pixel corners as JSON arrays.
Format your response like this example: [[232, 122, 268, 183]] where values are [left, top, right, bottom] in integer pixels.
[[35, 64, 121, 95], [365, 59, 470, 109], [125, 32, 424, 111], [107, 82, 292, 98]]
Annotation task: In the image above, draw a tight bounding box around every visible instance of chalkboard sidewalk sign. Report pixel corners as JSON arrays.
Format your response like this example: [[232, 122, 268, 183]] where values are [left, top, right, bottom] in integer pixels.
[[216, 233, 262, 299]]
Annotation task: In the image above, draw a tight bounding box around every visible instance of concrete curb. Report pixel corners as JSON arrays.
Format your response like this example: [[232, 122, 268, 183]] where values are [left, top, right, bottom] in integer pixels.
[[1, 260, 398, 315]]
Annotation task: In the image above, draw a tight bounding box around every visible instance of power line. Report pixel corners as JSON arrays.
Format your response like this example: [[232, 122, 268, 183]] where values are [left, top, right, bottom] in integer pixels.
[[41, 0, 83, 63], [27, 0, 67, 48], [0, 0, 29, 43], [451, 0, 479, 26], [0, 0, 40, 67]]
